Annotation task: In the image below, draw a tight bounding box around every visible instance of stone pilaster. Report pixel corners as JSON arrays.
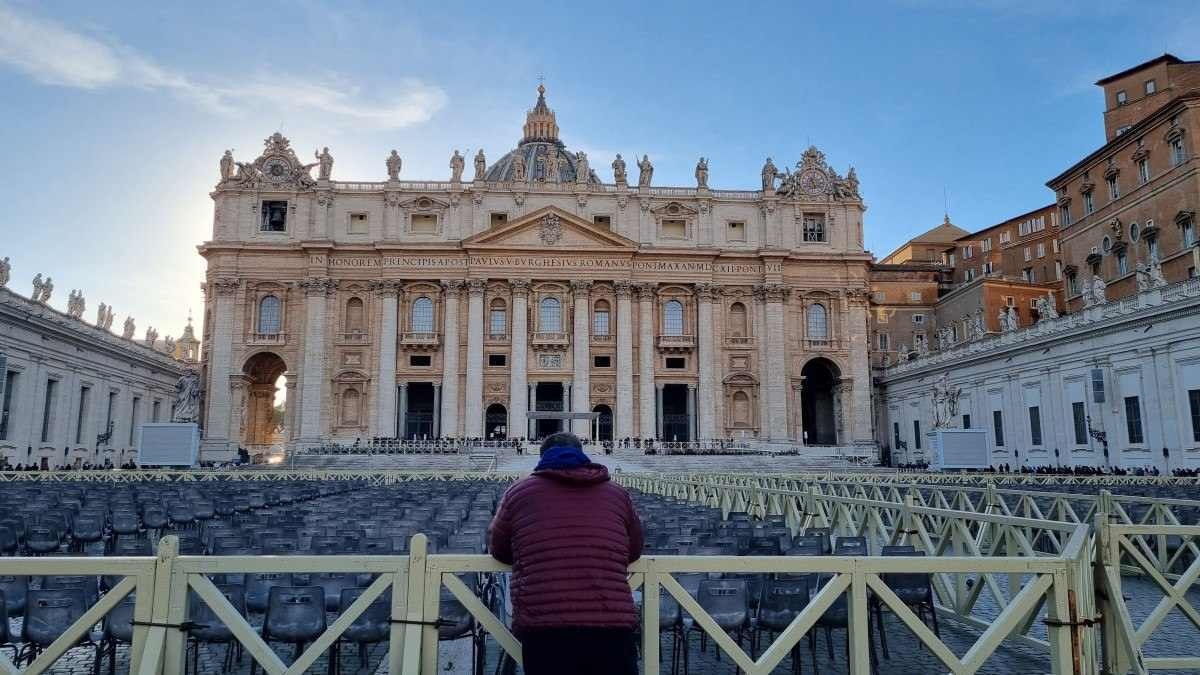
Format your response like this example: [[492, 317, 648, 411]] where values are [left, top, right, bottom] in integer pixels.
[[758, 283, 791, 440], [298, 277, 336, 444], [464, 279, 487, 438], [439, 281, 463, 438], [695, 283, 718, 440], [846, 288, 874, 445], [614, 281, 635, 440], [372, 280, 402, 438], [508, 280, 530, 440], [637, 283, 657, 438], [570, 280, 592, 438], [201, 278, 239, 456]]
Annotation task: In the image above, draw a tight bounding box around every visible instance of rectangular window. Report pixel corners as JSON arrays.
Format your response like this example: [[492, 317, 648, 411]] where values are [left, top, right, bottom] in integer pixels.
[[1053, 238, 1060, 253], [129, 396, 140, 446], [877, 333, 889, 350], [1000, 231, 1011, 244], [1091, 369, 1106, 403], [727, 221, 746, 242], [802, 214, 827, 242], [487, 354, 506, 367], [1145, 79, 1156, 95], [1148, 236, 1159, 261], [981, 238, 992, 252], [1060, 205, 1072, 226], [665, 357, 687, 369], [962, 413, 971, 429], [1022, 267, 1033, 282], [1115, 90, 1127, 106], [0, 370, 15, 440], [1068, 274, 1079, 295], [1072, 402, 1088, 445], [1028, 406, 1042, 446], [1036, 243, 1045, 258], [593, 215, 612, 230], [1189, 389, 1200, 443], [661, 219, 687, 238], [1117, 251, 1128, 275], [963, 245, 973, 259], [913, 420, 922, 449], [40, 379, 57, 443], [490, 212, 508, 227], [260, 201, 288, 232], [912, 314, 925, 325], [411, 213, 438, 234], [983, 261, 994, 275], [1183, 218, 1196, 247], [909, 291, 921, 302], [992, 410, 1005, 447], [1172, 137, 1186, 166], [1124, 396, 1144, 444], [593, 355, 612, 368], [75, 386, 91, 444], [893, 422, 901, 447], [1107, 176, 1120, 201], [1083, 192, 1094, 215], [151, 400, 161, 423], [347, 213, 368, 235], [489, 307, 507, 336], [1138, 159, 1150, 185], [593, 308, 610, 336], [409, 354, 432, 367]]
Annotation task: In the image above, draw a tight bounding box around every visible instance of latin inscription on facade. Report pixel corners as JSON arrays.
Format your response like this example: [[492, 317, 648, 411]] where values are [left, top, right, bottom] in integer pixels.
[[309, 254, 770, 275]]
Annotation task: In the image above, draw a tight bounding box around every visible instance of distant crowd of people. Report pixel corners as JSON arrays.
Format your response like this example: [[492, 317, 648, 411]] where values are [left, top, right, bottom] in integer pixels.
[[895, 462, 1179, 477]]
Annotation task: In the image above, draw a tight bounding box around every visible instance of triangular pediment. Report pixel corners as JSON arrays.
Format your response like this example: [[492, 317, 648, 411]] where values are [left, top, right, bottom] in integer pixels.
[[462, 206, 638, 251]]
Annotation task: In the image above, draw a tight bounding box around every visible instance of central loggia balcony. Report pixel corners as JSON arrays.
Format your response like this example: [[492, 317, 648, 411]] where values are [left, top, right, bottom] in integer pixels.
[[530, 332, 570, 350], [657, 334, 696, 352]]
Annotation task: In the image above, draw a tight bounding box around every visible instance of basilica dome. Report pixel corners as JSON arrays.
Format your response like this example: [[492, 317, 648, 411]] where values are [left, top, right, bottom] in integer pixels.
[[483, 85, 600, 185]]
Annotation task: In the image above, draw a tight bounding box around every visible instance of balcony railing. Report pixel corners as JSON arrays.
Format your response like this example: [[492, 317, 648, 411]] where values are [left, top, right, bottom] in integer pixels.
[[399, 332, 441, 351], [337, 331, 370, 345], [530, 332, 570, 350], [247, 332, 288, 346], [657, 334, 696, 352], [485, 332, 509, 344]]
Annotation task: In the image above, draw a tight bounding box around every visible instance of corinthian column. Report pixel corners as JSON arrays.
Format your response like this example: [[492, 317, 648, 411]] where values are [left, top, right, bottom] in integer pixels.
[[202, 278, 240, 456], [571, 280, 593, 438], [464, 279, 487, 438], [696, 283, 718, 440], [298, 277, 336, 444], [758, 283, 791, 440], [373, 280, 402, 438], [637, 283, 657, 438], [846, 288, 873, 446], [439, 280, 464, 438], [614, 281, 635, 440], [508, 280, 530, 440]]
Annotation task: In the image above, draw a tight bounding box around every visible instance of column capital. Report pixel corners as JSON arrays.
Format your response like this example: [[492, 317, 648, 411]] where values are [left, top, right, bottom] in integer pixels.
[[510, 279, 532, 297], [370, 280, 403, 297], [614, 280, 634, 298], [694, 282, 719, 301], [753, 283, 790, 303], [635, 282, 657, 301], [467, 278, 488, 296], [212, 277, 241, 296], [300, 277, 337, 297], [570, 280, 593, 298], [441, 279, 466, 297]]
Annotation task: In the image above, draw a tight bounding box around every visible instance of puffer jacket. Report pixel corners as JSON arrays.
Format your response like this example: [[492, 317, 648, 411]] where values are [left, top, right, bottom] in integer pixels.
[[488, 462, 643, 635]]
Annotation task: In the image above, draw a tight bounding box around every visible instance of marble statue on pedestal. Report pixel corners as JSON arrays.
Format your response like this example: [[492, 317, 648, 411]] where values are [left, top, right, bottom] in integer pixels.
[[122, 316, 136, 340], [1091, 274, 1107, 305], [315, 147, 333, 180], [637, 154, 653, 187], [386, 150, 402, 180], [145, 326, 158, 347], [171, 369, 202, 423], [474, 149, 486, 181], [931, 373, 962, 428], [450, 150, 464, 182], [0, 256, 8, 288], [695, 157, 709, 189], [219, 150, 234, 180], [761, 158, 778, 192], [612, 154, 627, 184], [574, 151, 589, 184]]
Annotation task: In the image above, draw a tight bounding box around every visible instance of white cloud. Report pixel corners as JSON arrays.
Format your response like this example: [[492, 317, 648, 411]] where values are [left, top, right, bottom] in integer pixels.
[[0, 4, 446, 129]]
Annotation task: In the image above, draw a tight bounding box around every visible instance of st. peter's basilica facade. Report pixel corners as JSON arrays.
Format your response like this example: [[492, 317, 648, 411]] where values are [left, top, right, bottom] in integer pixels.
[[198, 86, 873, 458]]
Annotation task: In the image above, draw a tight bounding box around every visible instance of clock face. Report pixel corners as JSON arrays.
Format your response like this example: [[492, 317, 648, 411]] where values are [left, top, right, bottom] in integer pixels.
[[799, 169, 829, 196], [263, 157, 290, 183]]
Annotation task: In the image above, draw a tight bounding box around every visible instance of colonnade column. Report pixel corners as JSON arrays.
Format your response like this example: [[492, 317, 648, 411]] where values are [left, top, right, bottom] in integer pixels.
[[464, 279, 487, 438], [846, 289, 874, 446], [687, 383, 698, 442], [695, 283, 717, 440], [373, 281, 401, 438], [202, 278, 239, 455], [397, 383, 408, 440], [528, 383, 537, 439], [298, 276, 335, 444], [439, 281, 463, 438], [571, 281, 592, 438], [615, 281, 635, 440], [432, 383, 442, 437], [655, 383, 665, 439], [760, 283, 790, 440], [508, 280, 531, 440], [637, 284, 657, 438]]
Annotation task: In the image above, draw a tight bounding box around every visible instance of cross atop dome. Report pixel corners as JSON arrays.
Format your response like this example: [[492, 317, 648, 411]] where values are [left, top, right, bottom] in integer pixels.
[[522, 83, 560, 144]]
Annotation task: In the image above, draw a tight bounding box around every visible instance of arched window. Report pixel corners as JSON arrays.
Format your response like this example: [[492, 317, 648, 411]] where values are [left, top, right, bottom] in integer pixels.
[[411, 297, 434, 332], [341, 388, 360, 425], [663, 300, 684, 336], [344, 297, 364, 333], [807, 303, 828, 340], [489, 298, 507, 336], [539, 297, 562, 332], [729, 302, 748, 337], [257, 295, 282, 334], [593, 299, 611, 336]]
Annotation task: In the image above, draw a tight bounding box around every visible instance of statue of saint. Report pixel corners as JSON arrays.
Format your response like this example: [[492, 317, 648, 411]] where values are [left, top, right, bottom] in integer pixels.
[[386, 150, 402, 180], [512, 149, 527, 181], [1041, 293, 1059, 320], [103, 305, 114, 330], [973, 308, 986, 337], [39, 276, 53, 304], [612, 154, 627, 184], [999, 307, 1018, 333], [145, 326, 158, 347], [96, 302, 108, 327], [0, 256, 9, 288], [762, 158, 778, 192], [1091, 274, 1107, 305], [1149, 258, 1167, 288], [31, 273, 44, 302], [122, 316, 136, 340], [695, 157, 709, 189], [845, 167, 860, 198], [474, 149, 487, 181], [637, 154, 653, 187], [67, 290, 84, 319], [171, 370, 202, 423], [931, 373, 962, 428], [163, 335, 176, 354], [450, 150, 465, 182], [574, 151, 589, 184], [543, 147, 561, 182], [219, 150, 234, 180], [315, 147, 334, 180]]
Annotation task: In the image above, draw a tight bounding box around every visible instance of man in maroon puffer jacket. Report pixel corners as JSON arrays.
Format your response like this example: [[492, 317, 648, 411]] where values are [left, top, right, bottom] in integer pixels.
[[489, 432, 643, 674]]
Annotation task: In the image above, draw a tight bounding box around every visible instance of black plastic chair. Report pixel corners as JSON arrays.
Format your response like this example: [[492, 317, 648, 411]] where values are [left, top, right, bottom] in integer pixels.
[[93, 594, 136, 675], [754, 575, 817, 673], [332, 587, 390, 675], [245, 573, 293, 614], [186, 584, 245, 674], [254, 586, 327, 675], [0, 590, 16, 662], [0, 575, 28, 617], [19, 587, 93, 665], [874, 549, 938, 659], [25, 525, 61, 555]]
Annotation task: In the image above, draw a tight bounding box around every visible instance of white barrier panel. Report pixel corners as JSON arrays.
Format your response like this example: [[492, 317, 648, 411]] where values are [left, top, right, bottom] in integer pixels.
[[137, 422, 199, 466]]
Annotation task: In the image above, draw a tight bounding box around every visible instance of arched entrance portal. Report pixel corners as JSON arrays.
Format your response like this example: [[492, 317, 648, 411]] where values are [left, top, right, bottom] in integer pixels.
[[241, 352, 288, 448], [801, 358, 841, 446], [485, 403, 508, 440], [592, 404, 613, 442]]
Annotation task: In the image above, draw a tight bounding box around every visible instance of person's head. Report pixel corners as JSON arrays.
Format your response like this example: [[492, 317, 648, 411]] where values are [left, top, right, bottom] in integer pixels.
[[540, 432, 582, 455]]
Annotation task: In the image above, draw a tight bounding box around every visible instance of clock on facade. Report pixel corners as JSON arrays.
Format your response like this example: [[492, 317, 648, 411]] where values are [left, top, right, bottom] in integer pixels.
[[263, 157, 290, 183], [799, 169, 829, 196]]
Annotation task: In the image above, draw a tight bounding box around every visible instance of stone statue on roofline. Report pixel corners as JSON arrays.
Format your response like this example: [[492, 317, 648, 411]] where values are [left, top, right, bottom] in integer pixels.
[[612, 154, 627, 185], [122, 316, 136, 340], [219, 150, 234, 181], [762, 158, 778, 192], [96, 302, 108, 327], [695, 157, 709, 189], [474, 149, 487, 181], [172, 369, 202, 423], [574, 151, 589, 185], [450, 150, 465, 182], [512, 149, 526, 181], [386, 150, 402, 180], [0, 256, 9, 288], [637, 154, 653, 187], [39, 276, 53, 304], [1091, 274, 1107, 305], [314, 146, 333, 180]]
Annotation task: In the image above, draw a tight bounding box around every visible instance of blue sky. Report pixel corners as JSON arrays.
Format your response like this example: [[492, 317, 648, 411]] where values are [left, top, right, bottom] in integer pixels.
[[1, 0, 1197, 338]]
